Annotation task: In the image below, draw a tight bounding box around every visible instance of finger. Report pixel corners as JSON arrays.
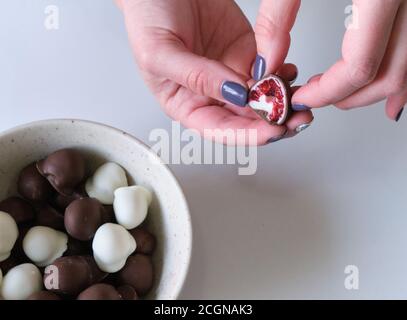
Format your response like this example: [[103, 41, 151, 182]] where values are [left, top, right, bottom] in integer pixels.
[[121, 4, 249, 108], [292, 0, 400, 108], [143, 43, 250, 107], [176, 104, 289, 146], [335, 1, 407, 118], [254, 0, 301, 80], [386, 91, 407, 121]]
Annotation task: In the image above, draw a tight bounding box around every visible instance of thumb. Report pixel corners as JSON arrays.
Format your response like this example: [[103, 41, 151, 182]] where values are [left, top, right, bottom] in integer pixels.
[[254, 0, 301, 80]]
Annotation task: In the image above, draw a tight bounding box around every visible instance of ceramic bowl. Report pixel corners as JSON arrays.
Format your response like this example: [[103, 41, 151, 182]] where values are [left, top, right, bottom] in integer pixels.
[[0, 119, 192, 300]]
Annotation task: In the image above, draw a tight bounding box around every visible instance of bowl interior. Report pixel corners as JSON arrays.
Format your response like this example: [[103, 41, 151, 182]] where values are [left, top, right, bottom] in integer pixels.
[[0, 119, 191, 300]]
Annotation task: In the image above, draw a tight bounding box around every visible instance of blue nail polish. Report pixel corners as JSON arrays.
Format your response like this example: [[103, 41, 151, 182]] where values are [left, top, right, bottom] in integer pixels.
[[222, 81, 248, 107], [267, 130, 287, 144], [292, 104, 311, 111], [396, 108, 404, 122], [295, 123, 311, 133], [254, 55, 266, 81]]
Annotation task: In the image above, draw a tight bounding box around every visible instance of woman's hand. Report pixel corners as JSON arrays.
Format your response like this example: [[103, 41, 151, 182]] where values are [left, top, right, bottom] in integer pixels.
[[117, 0, 313, 145], [292, 0, 407, 121]]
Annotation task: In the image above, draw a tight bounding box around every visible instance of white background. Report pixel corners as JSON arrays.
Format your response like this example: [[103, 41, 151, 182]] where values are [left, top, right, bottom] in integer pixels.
[[1, 0, 406, 299]]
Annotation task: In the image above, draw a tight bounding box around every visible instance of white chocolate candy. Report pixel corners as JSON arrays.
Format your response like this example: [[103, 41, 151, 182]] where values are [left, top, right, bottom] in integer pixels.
[[23, 226, 68, 267], [113, 186, 152, 230], [0, 211, 19, 262], [92, 223, 136, 273], [1, 263, 42, 300], [85, 162, 128, 205]]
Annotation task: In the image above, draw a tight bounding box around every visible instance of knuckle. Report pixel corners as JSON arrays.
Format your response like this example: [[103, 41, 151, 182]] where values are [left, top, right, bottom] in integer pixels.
[[136, 47, 156, 72], [347, 59, 379, 88], [185, 67, 209, 96], [385, 73, 407, 96]]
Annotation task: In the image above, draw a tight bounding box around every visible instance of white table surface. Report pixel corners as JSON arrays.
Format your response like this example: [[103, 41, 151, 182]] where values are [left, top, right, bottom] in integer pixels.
[[1, 0, 406, 299]]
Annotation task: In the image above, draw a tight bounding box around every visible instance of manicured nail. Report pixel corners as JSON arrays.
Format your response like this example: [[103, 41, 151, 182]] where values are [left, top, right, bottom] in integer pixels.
[[292, 104, 311, 111], [396, 108, 404, 122], [254, 55, 266, 81], [295, 123, 311, 133], [267, 129, 288, 144], [221, 81, 248, 107]]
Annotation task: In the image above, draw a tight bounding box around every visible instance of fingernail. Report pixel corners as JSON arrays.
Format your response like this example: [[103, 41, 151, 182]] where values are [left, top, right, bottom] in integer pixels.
[[254, 55, 266, 81], [396, 108, 404, 122], [295, 123, 311, 133], [292, 104, 311, 111], [221, 81, 248, 107], [267, 129, 288, 144]]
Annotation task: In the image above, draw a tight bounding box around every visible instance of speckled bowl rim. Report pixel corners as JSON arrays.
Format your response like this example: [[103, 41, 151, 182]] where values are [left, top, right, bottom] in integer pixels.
[[0, 119, 193, 300]]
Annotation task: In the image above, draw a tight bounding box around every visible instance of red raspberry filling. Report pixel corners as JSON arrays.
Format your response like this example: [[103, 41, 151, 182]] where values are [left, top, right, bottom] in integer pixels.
[[249, 79, 285, 123]]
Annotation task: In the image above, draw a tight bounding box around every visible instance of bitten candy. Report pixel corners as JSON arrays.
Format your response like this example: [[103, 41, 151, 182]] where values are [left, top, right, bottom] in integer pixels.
[[44, 256, 107, 295], [1, 263, 43, 300], [85, 162, 128, 205], [77, 283, 121, 300], [113, 186, 152, 230], [116, 254, 154, 296], [37, 149, 86, 196], [0, 197, 35, 224], [0, 211, 19, 262], [92, 223, 136, 273], [248, 74, 291, 125], [23, 226, 68, 267], [65, 198, 106, 241], [17, 163, 54, 202]]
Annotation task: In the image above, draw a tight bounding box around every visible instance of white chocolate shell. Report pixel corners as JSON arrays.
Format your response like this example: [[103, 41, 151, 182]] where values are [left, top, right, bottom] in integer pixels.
[[1, 263, 42, 300], [0, 211, 19, 262], [113, 186, 152, 230], [85, 162, 128, 205], [92, 223, 136, 273], [23, 226, 68, 267]]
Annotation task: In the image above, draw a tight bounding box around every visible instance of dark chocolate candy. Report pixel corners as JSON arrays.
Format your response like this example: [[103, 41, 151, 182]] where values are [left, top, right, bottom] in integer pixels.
[[117, 285, 138, 300], [44, 256, 107, 296], [27, 291, 61, 300], [52, 183, 87, 211], [77, 284, 121, 300], [37, 149, 86, 196], [102, 205, 116, 223], [64, 198, 106, 241], [129, 227, 156, 255], [0, 196, 35, 224], [17, 163, 54, 202], [116, 254, 154, 296], [64, 236, 91, 256], [35, 204, 64, 230]]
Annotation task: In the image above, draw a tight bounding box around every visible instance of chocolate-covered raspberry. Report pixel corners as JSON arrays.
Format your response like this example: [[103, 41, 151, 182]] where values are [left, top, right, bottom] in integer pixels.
[[37, 149, 86, 196], [0, 197, 35, 224], [116, 254, 154, 296], [129, 227, 156, 255], [64, 198, 105, 241], [17, 163, 54, 202], [77, 284, 121, 300]]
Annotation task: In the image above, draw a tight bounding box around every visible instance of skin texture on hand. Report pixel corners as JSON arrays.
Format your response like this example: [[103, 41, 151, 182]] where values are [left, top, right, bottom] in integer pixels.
[[117, 0, 313, 145], [291, 0, 407, 121]]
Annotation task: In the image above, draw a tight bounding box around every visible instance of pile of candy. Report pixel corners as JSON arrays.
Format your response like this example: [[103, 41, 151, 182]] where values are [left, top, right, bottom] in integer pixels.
[[0, 149, 156, 300]]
